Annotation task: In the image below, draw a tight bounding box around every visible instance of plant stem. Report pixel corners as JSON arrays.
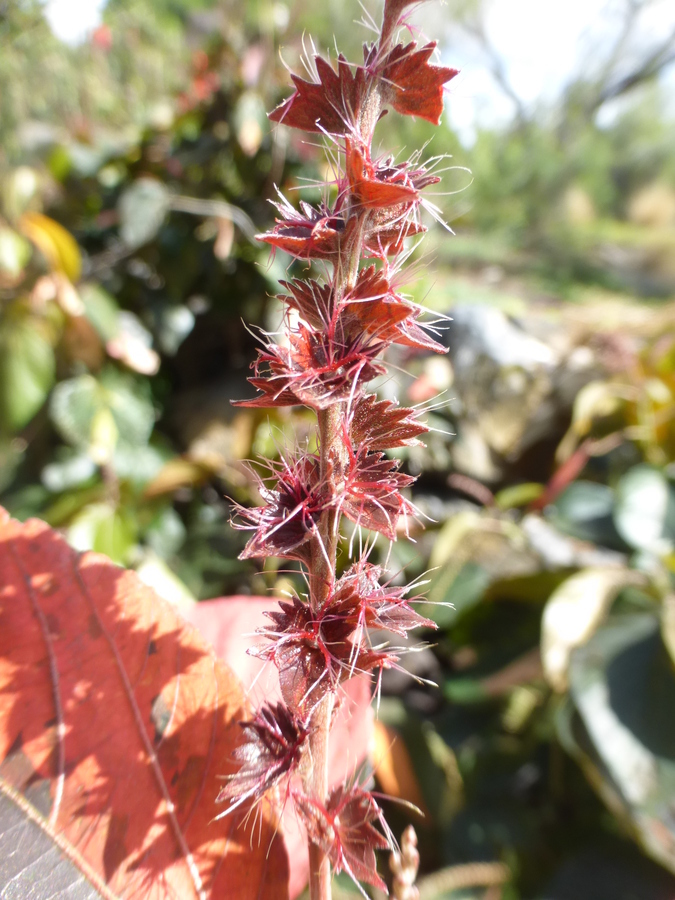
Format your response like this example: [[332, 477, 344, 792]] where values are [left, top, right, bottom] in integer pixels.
[[306, 405, 344, 900], [311, 404, 345, 613], [307, 691, 334, 900]]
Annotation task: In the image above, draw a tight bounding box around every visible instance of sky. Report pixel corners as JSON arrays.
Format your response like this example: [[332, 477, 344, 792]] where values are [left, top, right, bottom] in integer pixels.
[[43, 0, 107, 45], [437, 0, 675, 141], [44, 0, 675, 143]]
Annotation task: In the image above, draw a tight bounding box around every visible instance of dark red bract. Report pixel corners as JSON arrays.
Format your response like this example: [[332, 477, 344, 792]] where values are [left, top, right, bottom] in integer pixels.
[[295, 786, 391, 890], [217, 703, 309, 812], [350, 394, 430, 450], [235, 454, 325, 562], [381, 42, 459, 125]]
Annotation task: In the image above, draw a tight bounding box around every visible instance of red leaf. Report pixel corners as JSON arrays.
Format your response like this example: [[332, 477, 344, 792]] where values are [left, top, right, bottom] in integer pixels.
[[253, 597, 335, 713], [252, 597, 386, 714], [347, 143, 420, 210], [281, 278, 333, 331], [338, 265, 447, 354], [281, 268, 445, 359], [338, 265, 412, 335], [365, 215, 426, 258], [393, 311, 447, 353], [268, 55, 366, 136], [346, 143, 440, 211], [0, 508, 289, 900], [381, 42, 458, 125]]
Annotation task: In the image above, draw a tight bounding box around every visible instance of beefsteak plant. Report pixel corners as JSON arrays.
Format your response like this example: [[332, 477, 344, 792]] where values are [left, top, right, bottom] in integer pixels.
[[221, 2, 457, 896]]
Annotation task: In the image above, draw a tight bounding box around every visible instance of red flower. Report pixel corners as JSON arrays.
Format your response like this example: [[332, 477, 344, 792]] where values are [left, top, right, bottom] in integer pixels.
[[346, 142, 441, 211], [340, 446, 416, 541], [257, 197, 352, 260], [235, 325, 386, 410], [236, 454, 325, 563], [217, 703, 308, 813], [328, 561, 436, 636], [295, 786, 391, 890]]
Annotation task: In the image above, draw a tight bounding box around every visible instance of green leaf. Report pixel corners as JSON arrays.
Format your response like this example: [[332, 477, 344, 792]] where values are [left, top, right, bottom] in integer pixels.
[[19, 211, 82, 282], [494, 482, 544, 510], [425, 562, 492, 628], [50, 368, 154, 462], [41, 450, 97, 492], [0, 226, 31, 277], [144, 505, 186, 558], [154, 304, 195, 356], [443, 677, 488, 705], [113, 443, 167, 488], [67, 501, 136, 565], [614, 465, 675, 554], [549, 481, 622, 547], [0, 438, 26, 494], [42, 484, 104, 527], [79, 283, 119, 342], [134, 551, 195, 615], [0, 317, 55, 431], [541, 567, 647, 692], [50, 375, 98, 449], [1, 485, 51, 521], [118, 178, 170, 248], [662, 595, 675, 668]]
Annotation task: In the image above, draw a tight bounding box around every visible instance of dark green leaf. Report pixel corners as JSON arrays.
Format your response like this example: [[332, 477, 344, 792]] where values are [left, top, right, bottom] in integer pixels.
[[566, 614, 675, 874], [549, 482, 623, 548]]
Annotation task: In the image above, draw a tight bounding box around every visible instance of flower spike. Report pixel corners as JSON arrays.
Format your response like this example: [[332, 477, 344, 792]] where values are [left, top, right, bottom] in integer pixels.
[[226, 1, 458, 895]]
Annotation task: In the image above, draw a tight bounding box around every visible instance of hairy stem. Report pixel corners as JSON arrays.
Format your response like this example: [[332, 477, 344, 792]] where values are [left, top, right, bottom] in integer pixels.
[[306, 691, 334, 900], [310, 404, 344, 612], [306, 404, 343, 900]]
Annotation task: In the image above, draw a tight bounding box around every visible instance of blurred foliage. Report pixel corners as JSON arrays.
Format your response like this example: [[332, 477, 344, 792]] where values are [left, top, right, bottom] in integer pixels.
[[1, 0, 675, 898]]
